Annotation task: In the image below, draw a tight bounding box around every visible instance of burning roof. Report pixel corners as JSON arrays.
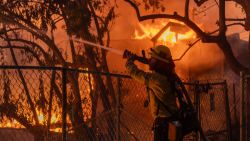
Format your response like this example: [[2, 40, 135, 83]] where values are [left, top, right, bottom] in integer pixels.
[[134, 20, 196, 47], [151, 22, 191, 43]]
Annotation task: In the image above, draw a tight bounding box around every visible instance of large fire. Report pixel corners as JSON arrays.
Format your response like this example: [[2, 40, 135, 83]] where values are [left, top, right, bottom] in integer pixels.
[[0, 109, 60, 131], [134, 20, 196, 46], [0, 118, 23, 128], [0, 72, 93, 133]]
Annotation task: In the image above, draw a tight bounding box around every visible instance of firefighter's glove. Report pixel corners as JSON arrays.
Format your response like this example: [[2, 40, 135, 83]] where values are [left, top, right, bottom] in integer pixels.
[[123, 50, 137, 60]]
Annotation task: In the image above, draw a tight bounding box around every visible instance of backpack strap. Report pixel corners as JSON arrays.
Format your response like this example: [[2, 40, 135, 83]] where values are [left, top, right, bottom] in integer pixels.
[[151, 73, 190, 118], [144, 75, 150, 107], [173, 74, 194, 108]]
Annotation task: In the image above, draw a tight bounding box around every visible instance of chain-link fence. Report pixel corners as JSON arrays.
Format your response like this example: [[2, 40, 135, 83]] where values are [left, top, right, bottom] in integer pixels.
[[0, 66, 151, 141], [0, 66, 232, 141], [183, 80, 232, 141], [0, 66, 65, 141]]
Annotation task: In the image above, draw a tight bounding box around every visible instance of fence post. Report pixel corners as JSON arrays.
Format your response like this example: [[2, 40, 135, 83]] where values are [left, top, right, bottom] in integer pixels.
[[194, 81, 201, 141], [116, 77, 122, 141], [245, 74, 250, 141], [62, 68, 67, 141], [240, 71, 246, 141], [224, 80, 232, 141]]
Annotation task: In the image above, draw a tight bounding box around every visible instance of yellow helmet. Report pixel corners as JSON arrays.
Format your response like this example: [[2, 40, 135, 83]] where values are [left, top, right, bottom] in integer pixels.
[[149, 45, 172, 63]]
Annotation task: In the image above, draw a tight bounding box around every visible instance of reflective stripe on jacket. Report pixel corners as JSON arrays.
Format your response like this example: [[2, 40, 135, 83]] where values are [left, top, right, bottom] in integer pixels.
[[125, 58, 178, 119]]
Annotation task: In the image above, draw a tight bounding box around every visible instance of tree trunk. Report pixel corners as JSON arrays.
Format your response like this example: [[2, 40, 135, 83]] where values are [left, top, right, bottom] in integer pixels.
[[85, 45, 116, 139], [217, 36, 247, 74]]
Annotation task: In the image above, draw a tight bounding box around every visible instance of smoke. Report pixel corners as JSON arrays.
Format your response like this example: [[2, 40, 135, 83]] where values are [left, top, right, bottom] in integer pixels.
[[173, 41, 225, 79], [107, 0, 248, 80]]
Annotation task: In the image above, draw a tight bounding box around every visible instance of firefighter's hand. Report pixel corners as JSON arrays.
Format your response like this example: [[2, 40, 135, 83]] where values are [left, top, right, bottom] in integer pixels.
[[123, 50, 136, 59]]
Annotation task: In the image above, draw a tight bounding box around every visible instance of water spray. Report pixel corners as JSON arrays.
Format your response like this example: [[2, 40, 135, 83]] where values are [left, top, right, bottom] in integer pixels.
[[77, 40, 124, 56], [78, 39, 148, 64]]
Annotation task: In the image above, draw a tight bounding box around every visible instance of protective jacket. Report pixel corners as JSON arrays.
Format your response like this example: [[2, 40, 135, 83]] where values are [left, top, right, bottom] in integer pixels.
[[125, 58, 178, 119]]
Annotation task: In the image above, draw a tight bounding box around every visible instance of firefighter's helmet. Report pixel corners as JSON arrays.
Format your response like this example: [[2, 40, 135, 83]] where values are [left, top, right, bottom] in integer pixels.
[[149, 45, 172, 63]]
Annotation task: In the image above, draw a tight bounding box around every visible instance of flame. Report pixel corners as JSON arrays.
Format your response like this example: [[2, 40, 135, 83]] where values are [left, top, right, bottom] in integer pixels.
[[51, 115, 59, 123], [134, 23, 161, 39], [178, 30, 196, 40], [38, 113, 45, 124], [0, 118, 24, 128], [134, 20, 196, 46], [160, 28, 177, 46], [0, 69, 94, 132], [37, 109, 59, 124]]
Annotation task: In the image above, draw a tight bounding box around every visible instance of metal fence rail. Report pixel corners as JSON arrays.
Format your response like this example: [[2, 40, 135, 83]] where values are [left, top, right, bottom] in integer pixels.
[[0, 66, 232, 141]]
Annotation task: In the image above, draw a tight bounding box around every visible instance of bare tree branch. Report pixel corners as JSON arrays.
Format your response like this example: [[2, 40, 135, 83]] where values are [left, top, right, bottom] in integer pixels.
[[226, 18, 246, 21], [194, 0, 209, 6], [185, 0, 190, 18], [227, 22, 245, 27], [3, 38, 49, 58], [3, 28, 39, 125], [46, 70, 55, 137], [0, 12, 66, 65], [226, 0, 250, 30], [124, 0, 219, 42], [219, 0, 226, 34], [0, 103, 33, 130], [0, 45, 44, 65]]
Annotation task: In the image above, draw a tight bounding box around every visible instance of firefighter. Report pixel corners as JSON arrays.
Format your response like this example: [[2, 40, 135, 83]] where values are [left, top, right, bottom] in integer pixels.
[[123, 45, 181, 141]]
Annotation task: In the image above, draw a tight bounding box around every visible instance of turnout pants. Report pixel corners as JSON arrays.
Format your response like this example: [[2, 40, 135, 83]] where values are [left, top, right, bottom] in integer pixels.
[[153, 117, 182, 141]]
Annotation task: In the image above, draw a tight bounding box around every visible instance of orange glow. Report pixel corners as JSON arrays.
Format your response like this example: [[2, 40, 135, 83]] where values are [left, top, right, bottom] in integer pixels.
[[134, 20, 196, 46]]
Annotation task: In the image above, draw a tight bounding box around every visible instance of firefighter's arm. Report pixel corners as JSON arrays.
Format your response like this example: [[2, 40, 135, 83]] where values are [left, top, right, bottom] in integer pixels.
[[124, 49, 155, 84], [125, 57, 149, 83]]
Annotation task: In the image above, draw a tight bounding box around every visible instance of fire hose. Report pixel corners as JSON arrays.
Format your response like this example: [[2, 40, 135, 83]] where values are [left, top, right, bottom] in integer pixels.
[[80, 39, 208, 141]]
